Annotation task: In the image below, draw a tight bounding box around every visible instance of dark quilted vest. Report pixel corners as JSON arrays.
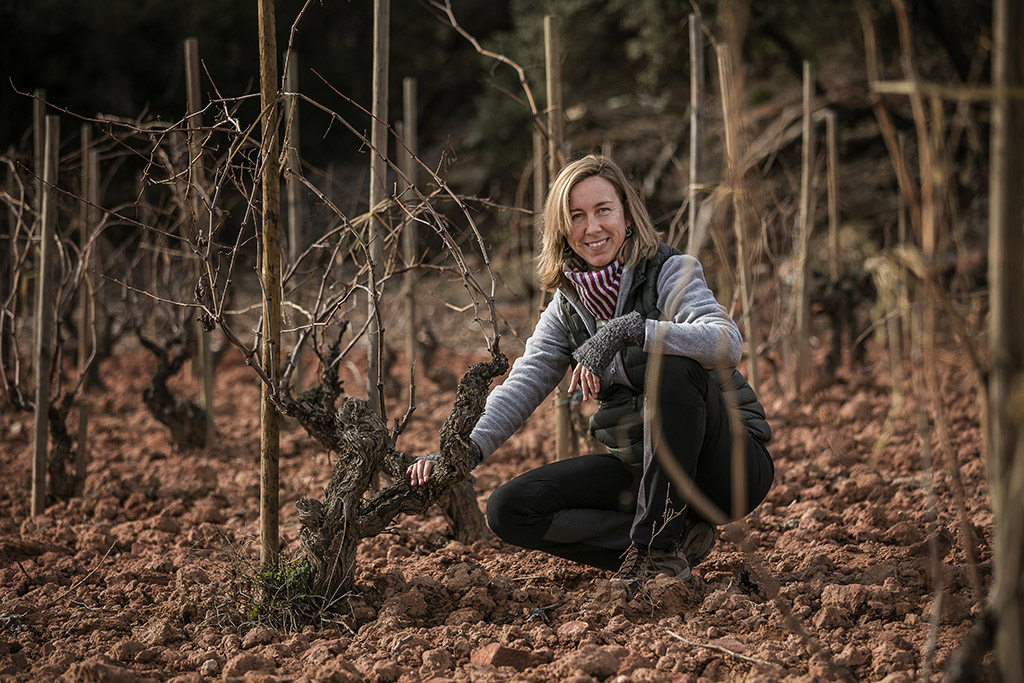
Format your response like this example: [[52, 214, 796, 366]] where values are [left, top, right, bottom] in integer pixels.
[[560, 244, 772, 464]]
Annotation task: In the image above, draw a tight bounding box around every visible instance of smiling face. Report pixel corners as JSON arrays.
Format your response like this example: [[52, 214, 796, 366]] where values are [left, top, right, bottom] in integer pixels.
[[567, 175, 629, 270]]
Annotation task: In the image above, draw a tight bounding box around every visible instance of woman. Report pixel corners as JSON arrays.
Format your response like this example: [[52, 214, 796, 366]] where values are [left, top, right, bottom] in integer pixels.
[[408, 154, 774, 584]]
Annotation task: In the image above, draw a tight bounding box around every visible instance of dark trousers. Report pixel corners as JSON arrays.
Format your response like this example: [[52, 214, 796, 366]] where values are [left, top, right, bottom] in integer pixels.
[[485, 356, 774, 571]]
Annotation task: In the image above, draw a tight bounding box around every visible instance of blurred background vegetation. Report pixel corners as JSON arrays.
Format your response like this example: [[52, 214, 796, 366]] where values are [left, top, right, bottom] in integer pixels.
[[0, 0, 994, 257]]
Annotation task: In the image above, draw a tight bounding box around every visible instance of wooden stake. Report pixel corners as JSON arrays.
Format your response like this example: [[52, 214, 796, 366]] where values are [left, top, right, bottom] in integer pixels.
[[988, 0, 1024, 677], [717, 46, 755, 520], [77, 124, 95, 389], [716, 46, 758, 399], [27, 90, 46, 322], [32, 114, 59, 516], [184, 38, 204, 197], [532, 129, 546, 324], [284, 52, 304, 391], [544, 16, 564, 178], [400, 77, 419, 390], [793, 60, 815, 394], [285, 52, 303, 266], [545, 15, 570, 461], [883, 158, 907, 411], [826, 110, 840, 283], [257, 0, 283, 569], [185, 37, 216, 445], [686, 13, 705, 256], [366, 0, 390, 418], [33, 89, 45, 221], [2, 167, 14, 362]]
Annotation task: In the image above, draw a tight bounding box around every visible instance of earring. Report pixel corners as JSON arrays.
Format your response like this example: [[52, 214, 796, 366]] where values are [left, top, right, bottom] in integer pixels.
[[625, 225, 634, 237]]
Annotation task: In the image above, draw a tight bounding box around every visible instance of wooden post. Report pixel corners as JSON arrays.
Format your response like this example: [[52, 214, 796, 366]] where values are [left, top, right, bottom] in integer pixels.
[[77, 124, 95, 389], [399, 77, 418, 386], [257, 0, 283, 569], [793, 60, 815, 393], [716, 44, 758, 397], [544, 16, 564, 177], [184, 37, 216, 445], [366, 0, 390, 417], [545, 15, 570, 461], [28, 90, 46, 331], [899, 134, 915, 360], [284, 51, 304, 391], [32, 114, 59, 516], [532, 129, 546, 324], [184, 38, 204, 197], [33, 89, 46, 221], [988, 0, 1024, 677], [716, 45, 752, 521], [686, 13, 705, 256], [884, 176, 906, 411], [826, 110, 840, 283], [285, 53, 303, 266], [2, 164, 13, 366]]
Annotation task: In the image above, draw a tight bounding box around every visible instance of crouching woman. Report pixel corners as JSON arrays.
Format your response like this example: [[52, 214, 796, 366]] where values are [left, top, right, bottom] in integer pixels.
[[409, 154, 774, 583]]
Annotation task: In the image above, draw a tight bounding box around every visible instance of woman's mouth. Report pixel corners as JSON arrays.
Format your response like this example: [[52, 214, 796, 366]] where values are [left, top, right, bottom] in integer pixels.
[[585, 238, 609, 250]]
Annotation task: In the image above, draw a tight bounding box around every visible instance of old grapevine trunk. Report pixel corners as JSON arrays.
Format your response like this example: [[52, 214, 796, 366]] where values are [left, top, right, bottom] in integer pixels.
[[137, 333, 208, 451], [294, 350, 508, 598], [295, 397, 389, 599]]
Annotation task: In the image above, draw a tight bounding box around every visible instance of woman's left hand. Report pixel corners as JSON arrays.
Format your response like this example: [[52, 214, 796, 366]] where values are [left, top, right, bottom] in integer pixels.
[[569, 362, 601, 402]]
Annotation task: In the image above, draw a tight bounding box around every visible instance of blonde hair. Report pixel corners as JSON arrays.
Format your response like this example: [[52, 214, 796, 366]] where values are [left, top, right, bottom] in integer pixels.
[[536, 154, 661, 292]]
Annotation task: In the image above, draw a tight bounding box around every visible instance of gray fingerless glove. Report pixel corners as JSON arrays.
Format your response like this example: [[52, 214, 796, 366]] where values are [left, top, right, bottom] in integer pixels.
[[572, 311, 646, 376], [417, 441, 483, 469]]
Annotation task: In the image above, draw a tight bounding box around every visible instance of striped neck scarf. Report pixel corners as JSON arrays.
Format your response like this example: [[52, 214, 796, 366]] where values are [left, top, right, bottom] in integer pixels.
[[564, 260, 623, 320]]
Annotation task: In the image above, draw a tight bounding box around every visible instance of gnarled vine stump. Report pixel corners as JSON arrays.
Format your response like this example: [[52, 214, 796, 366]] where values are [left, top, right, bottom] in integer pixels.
[[137, 332, 208, 450], [294, 397, 389, 597], [46, 395, 82, 502], [292, 349, 508, 598]]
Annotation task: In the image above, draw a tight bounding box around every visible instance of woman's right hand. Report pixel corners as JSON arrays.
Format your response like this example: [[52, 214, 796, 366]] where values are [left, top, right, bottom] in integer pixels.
[[407, 458, 436, 486], [569, 362, 601, 402]]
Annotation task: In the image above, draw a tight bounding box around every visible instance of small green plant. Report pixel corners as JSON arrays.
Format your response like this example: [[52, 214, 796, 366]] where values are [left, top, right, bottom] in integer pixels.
[[244, 552, 321, 631]]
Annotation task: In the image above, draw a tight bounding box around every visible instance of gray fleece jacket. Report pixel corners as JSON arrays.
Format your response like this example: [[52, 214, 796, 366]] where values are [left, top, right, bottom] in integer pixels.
[[470, 253, 742, 460]]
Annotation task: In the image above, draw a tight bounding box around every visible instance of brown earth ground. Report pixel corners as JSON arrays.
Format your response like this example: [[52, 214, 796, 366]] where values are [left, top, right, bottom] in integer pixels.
[[0, 289, 993, 682]]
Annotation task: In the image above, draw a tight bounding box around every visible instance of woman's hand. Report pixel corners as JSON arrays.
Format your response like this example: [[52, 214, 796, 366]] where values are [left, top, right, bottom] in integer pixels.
[[569, 362, 601, 402], [406, 441, 483, 486], [407, 458, 436, 486]]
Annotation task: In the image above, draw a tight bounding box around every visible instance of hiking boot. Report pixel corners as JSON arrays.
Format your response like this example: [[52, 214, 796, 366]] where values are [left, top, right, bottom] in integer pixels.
[[679, 519, 717, 568], [610, 543, 654, 583], [649, 546, 692, 581], [611, 543, 692, 583]]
